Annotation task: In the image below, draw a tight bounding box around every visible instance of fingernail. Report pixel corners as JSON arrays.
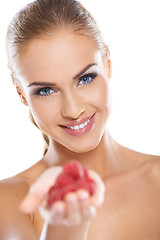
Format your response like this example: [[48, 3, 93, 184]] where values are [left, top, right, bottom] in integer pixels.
[[67, 196, 77, 205], [69, 198, 77, 205], [65, 193, 77, 205], [79, 191, 89, 202], [54, 202, 64, 213]]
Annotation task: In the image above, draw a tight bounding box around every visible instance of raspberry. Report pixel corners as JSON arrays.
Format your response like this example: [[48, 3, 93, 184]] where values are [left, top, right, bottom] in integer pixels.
[[63, 161, 84, 179], [76, 178, 96, 196], [83, 166, 89, 178], [61, 184, 77, 199], [47, 160, 97, 207], [47, 187, 63, 206], [55, 173, 73, 188]]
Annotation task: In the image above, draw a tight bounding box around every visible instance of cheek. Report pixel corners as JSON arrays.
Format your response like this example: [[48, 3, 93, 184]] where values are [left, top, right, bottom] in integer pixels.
[[90, 78, 111, 111], [28, 99, 59, 130]]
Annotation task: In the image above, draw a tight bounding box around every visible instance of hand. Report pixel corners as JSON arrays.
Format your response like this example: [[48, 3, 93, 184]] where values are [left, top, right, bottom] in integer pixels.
[[20, 166, 105, 226]]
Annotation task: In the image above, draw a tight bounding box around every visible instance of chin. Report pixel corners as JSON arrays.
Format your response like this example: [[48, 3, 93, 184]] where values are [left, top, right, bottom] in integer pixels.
[[63, 136, 101, 153]]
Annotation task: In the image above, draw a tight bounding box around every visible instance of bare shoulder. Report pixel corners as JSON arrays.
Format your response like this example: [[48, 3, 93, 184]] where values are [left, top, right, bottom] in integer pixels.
[[119, 142, 160, 173], [0, 176, 38, 239], [120, 142, 160, 161], [130, 148, 160, 177], [101, 155, 160, 240], [0, 176, 30, 212], [130, 150, 160, 182], [140, 154, 160, 182], [107, 144, 160, 191]]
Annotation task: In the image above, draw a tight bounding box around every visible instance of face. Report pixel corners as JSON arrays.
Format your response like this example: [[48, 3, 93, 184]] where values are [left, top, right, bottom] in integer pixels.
[[18, 31, 112, 153]]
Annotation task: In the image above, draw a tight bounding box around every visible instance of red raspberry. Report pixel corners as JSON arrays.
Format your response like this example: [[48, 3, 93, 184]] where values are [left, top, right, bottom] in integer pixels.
[[63, 161, 84, 179], [47, 161, 97, 207], [61, 183, 77, 199], [76, 178, 96, 196], [55, 173, 74, 188], [83, 166, 89, 178], [47, 187, 63, 205]]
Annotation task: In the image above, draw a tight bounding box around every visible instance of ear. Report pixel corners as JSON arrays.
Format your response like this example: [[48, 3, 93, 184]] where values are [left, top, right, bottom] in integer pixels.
[[105, 45, 112, 79], [11, 74, 29, 106]]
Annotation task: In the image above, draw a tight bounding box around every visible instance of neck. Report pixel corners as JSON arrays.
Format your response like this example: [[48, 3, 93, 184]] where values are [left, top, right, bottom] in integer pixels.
[[43, 130, 123, 179]]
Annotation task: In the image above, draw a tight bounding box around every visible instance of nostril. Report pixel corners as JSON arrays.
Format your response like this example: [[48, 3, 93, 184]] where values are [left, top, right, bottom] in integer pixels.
[[61, 91, 86, 119], [61, 105, 86, 119]]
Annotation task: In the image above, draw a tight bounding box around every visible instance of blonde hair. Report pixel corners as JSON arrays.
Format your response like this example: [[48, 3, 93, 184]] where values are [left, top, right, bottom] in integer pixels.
[[29, 109, 49, 156], [6, 0, 107, 156]]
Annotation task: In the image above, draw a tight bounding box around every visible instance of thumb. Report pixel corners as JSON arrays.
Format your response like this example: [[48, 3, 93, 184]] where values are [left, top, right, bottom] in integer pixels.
[[19, 190, 46, 214], [19, 166, 62, 214]]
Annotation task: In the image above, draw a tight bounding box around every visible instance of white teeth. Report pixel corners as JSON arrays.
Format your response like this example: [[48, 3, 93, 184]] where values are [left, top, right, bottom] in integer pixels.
[[67, 119, 91, 130], [79, 123, 85, 129], [74, 125, 79, 130]]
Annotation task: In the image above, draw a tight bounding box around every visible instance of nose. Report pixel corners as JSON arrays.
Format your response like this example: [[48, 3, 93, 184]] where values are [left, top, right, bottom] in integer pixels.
[[61, 90, 86, 119]]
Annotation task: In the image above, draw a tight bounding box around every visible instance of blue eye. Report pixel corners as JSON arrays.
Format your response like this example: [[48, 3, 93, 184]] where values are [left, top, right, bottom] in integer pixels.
[[78, 72, 98, 86], [33, 72, 98, 98], [34, 87, 54, 97]]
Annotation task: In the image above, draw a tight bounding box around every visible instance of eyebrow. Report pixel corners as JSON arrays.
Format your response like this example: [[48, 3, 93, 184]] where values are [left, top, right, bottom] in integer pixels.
[[27, 63, 97, 88]]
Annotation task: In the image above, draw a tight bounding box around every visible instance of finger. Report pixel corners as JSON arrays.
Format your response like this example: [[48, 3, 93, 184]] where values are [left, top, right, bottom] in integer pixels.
[[39, 201, 66, 225], [19, 167, 62, 214], [19, 191, 46, 213], [89, 170, 105, 208], [65, 193, 81, 226], [77, 189, 97, 220], [51, 201, 66, 225], [30, 167, 62, 194]]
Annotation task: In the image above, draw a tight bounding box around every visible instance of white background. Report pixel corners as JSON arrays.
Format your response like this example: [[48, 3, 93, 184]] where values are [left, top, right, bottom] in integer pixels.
[[0, 0, 160, 180]]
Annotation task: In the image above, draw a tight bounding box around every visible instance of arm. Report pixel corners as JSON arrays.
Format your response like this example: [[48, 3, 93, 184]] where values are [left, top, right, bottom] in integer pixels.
[[40, 222, 90, 240], [20, 167, 105, 240], [0, 179, 38, 240], [0, 180, 88, 240]]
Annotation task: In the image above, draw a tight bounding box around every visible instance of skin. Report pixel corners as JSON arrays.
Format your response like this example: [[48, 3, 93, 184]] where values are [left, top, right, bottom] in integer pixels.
[[1, 30, 160, 240]]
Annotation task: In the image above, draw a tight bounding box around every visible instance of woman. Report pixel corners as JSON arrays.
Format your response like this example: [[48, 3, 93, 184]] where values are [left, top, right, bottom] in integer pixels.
[[1, 0, 160, 239]]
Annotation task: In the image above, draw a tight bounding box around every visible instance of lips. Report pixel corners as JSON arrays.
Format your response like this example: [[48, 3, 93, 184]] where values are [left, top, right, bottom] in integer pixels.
[[59, 113, 96, 136], [61, 114, 94, 127]]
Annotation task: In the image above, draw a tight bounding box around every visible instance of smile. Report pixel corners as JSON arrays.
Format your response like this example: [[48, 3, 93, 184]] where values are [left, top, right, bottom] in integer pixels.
[[66, 119, 91, 130], [60, 113, 96, 136]]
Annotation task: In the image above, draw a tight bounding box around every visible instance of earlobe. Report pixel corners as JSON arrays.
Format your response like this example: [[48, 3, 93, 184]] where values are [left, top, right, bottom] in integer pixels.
[[11, 74, 29, 106]]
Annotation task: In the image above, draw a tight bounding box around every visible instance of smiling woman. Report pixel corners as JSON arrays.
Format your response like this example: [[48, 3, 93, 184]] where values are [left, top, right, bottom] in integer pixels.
[[16, 33, 111, 154], [1, 0, 160, 240]]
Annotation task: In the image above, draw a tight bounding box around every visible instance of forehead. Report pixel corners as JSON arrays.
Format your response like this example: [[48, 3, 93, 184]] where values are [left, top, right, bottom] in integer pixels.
[[19, 32, 102, 82]]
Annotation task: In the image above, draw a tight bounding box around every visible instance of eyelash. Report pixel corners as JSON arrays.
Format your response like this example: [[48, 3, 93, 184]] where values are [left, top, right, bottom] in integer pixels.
[[33, 72, 98, 98]]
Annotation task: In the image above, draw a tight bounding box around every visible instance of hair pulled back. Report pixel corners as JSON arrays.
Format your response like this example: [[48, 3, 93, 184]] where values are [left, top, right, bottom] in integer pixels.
[[6, 0, 107, 156]]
